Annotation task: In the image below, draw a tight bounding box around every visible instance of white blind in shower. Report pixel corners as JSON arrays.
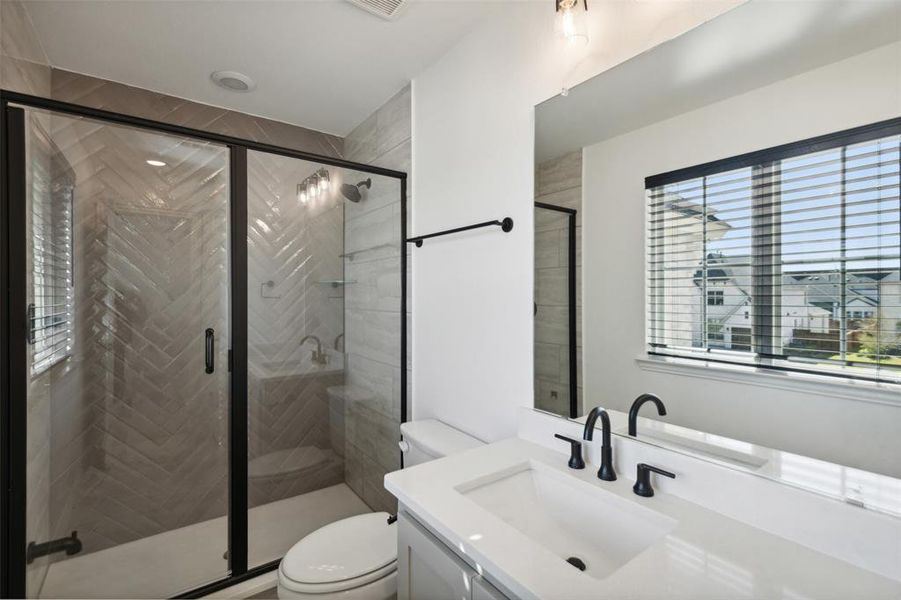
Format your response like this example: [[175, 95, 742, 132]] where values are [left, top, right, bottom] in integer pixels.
[[30, 154, 75, 377]]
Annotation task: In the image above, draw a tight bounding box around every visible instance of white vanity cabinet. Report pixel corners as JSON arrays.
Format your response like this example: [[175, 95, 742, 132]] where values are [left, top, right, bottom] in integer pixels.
[[397, 510, 511, 600]]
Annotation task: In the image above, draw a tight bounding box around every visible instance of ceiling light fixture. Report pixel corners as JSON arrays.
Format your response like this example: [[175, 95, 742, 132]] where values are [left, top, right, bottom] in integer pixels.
[[146, 159, 167, 167], [555, 0, 589, 45], [210, 70, 256, 93]]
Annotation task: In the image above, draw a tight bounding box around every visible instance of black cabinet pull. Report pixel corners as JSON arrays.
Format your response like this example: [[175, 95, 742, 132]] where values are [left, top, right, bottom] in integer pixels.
[[205, 328, 215, 374]]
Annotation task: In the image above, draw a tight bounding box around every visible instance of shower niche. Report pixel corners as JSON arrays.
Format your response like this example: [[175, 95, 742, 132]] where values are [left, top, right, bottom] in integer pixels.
[[2, 97, 407, 599]]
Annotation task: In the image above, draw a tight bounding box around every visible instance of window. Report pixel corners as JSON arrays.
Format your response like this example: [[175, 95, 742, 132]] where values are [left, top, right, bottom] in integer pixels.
[[706, 320, 725, 344], [29, 129, 75, 377], [646, 119, 901, 384], [707, 290, 724, 306]]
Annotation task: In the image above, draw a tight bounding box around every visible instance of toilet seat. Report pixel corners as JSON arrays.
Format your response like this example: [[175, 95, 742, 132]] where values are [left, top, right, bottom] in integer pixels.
[[279, 560, 396, 594], [278, 512, 397, 594]]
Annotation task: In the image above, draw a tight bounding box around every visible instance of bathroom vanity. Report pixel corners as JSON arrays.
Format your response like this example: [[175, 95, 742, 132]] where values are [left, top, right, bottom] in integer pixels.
[[386, 410, 901, 600]]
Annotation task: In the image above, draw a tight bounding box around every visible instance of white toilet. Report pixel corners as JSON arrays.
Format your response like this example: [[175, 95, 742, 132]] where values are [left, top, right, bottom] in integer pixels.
[[277, 419, 483, 599]]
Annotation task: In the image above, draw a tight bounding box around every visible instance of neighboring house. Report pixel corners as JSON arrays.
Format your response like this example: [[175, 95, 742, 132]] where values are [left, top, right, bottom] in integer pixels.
[[691, 260, 900, 354]]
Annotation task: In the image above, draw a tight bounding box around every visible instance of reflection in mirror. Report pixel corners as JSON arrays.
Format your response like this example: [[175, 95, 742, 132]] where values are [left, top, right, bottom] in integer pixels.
[[534, 153, 581, 417], [533, 0, 901, 485]]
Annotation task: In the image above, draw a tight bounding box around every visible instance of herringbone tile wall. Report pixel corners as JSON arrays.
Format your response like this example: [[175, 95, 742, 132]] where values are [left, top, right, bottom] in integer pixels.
[[39, 120, 362, 564], [246, 150, 349, 548], [39, 112, 233, 559]]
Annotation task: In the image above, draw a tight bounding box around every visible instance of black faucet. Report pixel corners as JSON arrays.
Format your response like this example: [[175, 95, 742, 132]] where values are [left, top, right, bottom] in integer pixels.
[[582, 407, 616, 481], [628, 393, 666, 437]]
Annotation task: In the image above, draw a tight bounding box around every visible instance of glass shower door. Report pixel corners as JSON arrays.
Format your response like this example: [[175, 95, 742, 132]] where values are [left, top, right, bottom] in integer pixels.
[[18, 106, 231, 598], [245, 150, 404, 568]]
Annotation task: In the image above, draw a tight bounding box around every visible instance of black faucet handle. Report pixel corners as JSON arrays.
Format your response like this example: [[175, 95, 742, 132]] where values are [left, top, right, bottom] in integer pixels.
[[633, 463, 676, 497], [554, 434, 585, 470]]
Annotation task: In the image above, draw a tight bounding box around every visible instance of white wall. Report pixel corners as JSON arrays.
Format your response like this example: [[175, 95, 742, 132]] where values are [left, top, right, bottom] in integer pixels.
[[411, 1, 740, 441], [583, 42, 901, 477]]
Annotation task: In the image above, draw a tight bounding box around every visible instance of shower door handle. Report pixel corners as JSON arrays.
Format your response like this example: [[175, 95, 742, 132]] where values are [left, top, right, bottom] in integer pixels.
[[205, 328, 215, 374]]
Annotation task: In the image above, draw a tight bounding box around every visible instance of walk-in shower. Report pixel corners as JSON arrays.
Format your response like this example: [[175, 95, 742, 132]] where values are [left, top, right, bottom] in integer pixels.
[[1, 92, 407, 599]]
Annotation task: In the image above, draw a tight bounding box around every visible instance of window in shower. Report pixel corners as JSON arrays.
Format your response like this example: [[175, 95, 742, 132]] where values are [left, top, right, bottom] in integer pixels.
[[27, 122, 74, 376]]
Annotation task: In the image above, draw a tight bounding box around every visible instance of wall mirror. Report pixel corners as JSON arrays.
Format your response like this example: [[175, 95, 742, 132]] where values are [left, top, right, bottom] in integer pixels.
[[533, 0, 901, 509]]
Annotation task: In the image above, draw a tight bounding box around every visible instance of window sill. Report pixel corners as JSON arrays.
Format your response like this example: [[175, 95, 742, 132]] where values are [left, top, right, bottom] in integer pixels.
[[636, 353, 901, 407]]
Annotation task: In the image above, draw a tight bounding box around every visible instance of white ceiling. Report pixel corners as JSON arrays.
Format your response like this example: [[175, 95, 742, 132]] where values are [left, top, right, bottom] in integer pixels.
[[24, 0, 499, 136], [536, 0, 901, 162]]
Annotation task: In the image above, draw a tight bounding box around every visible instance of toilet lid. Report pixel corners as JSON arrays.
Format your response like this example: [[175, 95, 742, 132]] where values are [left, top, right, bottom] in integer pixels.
[[281, 512, 397, 586]]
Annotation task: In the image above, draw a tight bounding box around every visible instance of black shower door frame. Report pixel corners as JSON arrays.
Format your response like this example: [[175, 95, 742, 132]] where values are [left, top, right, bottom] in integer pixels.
[[534, 201, 578, 418], [0, 90, 408, 599]]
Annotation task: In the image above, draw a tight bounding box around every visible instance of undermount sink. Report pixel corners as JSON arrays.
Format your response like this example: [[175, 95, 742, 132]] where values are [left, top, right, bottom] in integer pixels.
[[621, 428, 768, 469], [455, 461, 677, 581]]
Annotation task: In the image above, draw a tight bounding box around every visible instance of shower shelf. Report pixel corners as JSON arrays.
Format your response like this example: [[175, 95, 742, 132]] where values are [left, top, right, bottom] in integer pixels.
[[339, 242, 396, 260]]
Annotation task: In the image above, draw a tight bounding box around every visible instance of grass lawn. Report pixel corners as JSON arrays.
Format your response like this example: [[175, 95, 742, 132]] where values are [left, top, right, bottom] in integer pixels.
[[829, 353, 901, 366]]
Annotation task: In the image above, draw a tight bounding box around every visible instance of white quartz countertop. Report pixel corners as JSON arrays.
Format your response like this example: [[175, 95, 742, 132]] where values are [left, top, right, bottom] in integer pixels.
[[384, 438, 901, 600], [573, 408, 901, 518]]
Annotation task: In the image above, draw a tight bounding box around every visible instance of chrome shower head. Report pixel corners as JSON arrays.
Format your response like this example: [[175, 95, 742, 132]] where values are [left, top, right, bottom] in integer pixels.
[[340, 178, 372, 203]]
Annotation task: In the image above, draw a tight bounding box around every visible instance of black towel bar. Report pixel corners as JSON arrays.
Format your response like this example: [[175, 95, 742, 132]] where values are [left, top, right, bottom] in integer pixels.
[[406, 217, 513, 247]]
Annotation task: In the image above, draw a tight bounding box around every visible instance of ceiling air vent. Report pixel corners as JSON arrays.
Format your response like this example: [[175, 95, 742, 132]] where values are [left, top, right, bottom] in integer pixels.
[[345, 0, 406, 20]]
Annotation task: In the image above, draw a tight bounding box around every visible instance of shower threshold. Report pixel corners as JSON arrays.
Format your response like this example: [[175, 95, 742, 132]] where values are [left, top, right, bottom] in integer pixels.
[[39, 483, 370, 599]]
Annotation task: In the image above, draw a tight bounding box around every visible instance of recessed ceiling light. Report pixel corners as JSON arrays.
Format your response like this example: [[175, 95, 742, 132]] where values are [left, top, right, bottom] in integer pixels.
[[146, 159, 167, 167], [211, 70, 255, 93]]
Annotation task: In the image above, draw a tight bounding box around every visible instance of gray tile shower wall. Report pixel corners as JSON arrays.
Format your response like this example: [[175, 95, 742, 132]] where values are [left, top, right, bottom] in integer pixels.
[[0, 0, 51, 98], [534, 151, 583, 416], [342, 86, 411, 514], [35, 101, 343, 562], [247, 150, 347, 516], [46, 117, 233, 556]]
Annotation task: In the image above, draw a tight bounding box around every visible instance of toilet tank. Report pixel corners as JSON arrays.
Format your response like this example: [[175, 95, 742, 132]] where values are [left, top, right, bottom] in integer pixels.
[[400, 419, 482, 467]]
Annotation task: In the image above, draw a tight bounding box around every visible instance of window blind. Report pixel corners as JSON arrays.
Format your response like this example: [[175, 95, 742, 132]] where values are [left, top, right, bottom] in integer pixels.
[[29, 147, 74, 377], [646, 119, 901, 384]]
